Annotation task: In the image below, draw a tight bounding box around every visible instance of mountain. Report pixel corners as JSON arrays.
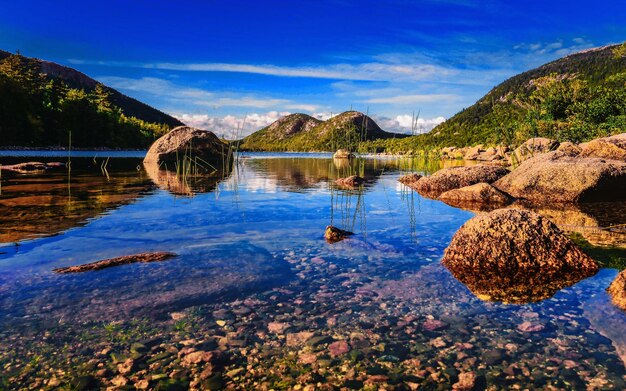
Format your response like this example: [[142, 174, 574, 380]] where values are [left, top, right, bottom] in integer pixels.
[[425, 43, 626, 147], [0, 50, 183, 128], [240, 111, 409, 151], [362, 43, 626, 154]]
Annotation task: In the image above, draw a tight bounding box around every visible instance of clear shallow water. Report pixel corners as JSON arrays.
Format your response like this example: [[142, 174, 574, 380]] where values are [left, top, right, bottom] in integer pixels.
[[0, 153, 625, 389]]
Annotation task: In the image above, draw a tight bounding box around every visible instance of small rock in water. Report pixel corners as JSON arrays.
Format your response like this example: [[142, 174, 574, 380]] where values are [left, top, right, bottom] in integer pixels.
[[423, 319, 448, 331], [286, 331, 315, 347], [324, 225, 354, 243], [298, 353, 318, 365], [453, 371, 476, 391], [117, 358, 135, 375], [111, 375, 128, 387], [335, 175, 365, 188], [267, 321, 289, 334], [328, 340, 351, 357], [517, 321, 545, 333]]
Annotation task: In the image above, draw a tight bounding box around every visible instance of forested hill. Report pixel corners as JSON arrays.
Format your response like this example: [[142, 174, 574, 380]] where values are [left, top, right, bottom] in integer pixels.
[[240, 111, 409, 151], [0, 50, 184, 148], [425, 43, 626, 147]]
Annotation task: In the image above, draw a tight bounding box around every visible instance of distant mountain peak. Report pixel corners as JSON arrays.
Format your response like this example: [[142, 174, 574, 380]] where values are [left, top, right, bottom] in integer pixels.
[[240, 110, 408, 151]]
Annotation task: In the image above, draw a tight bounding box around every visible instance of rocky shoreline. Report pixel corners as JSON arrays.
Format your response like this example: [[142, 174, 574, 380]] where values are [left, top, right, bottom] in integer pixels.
[[399, 132, 626, 314]]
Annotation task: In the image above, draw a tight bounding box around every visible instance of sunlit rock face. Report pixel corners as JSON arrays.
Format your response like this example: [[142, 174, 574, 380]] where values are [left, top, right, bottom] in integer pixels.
[[409, 165, 509, 199], [438, 182, 513, 211], [512, 137, 559, 163], [494, 151, 626, 203], [580, 133, 626, 162], [442, 208, 599, 304], [143, 126, 229, 166]]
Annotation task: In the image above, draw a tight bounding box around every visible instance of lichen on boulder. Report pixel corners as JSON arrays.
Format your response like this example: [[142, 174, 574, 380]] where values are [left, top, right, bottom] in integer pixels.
[[442, 208, 599, 303]]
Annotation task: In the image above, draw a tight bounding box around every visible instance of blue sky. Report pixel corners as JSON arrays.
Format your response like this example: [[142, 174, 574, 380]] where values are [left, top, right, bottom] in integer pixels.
[[1, 0, 625, 137]]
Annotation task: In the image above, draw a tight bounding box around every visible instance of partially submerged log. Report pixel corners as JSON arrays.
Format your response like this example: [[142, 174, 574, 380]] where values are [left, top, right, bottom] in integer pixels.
[[53, 252, 177, 273], [1, 161, 65, 176]]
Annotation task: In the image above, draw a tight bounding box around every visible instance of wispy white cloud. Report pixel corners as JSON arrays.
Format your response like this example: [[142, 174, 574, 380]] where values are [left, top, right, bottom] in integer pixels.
[[364, 94, 460, 105], [173, 111, 290, 139], [513, 38, 595, 57], [73, 59, 456, 83], [98, 76, 319, 111]]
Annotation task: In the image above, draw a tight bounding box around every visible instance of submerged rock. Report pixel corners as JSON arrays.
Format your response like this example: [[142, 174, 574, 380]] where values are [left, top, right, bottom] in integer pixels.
[[143, 126, 230, 167], [494, 151, 626, 203], [409, 165, 509, 198], [53, 252, 177, 273], [324, 225, 354, 243], [335, 175, 364, 188], [607, 270, 626, 312], [452, 372, 476, 391], [442, 209, 599, 303], [580, 133, 626, 162], [333, 149, 355, 159], [398, 173, 422, 185], [438, 182, 513, 210]]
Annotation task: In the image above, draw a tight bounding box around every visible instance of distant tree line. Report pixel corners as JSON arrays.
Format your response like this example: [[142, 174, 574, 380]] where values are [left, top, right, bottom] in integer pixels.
[[0, 53, 170, 148]]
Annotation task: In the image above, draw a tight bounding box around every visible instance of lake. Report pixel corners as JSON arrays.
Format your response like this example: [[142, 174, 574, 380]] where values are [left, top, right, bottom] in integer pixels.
[[0, 152, 625, 390]]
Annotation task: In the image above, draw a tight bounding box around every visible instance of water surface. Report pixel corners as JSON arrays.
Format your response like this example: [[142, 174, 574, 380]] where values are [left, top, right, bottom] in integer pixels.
[[0, 152, 624, 389]]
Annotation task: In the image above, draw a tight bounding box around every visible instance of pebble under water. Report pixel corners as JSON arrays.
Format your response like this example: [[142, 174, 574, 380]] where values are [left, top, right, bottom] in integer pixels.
[[0, 152, 625, 390]]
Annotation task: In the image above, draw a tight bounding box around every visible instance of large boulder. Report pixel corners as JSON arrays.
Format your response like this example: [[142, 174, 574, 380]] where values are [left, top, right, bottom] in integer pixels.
[[608, 270, 626, 312], [580, 133, 626, 162], [438, 183, 512, 210], [442, 209, 599, 303], [512, 137, 559, 163], [494, 151, 626, 203], [409, 165, 509, 198], [143, 126, 229, 167]]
